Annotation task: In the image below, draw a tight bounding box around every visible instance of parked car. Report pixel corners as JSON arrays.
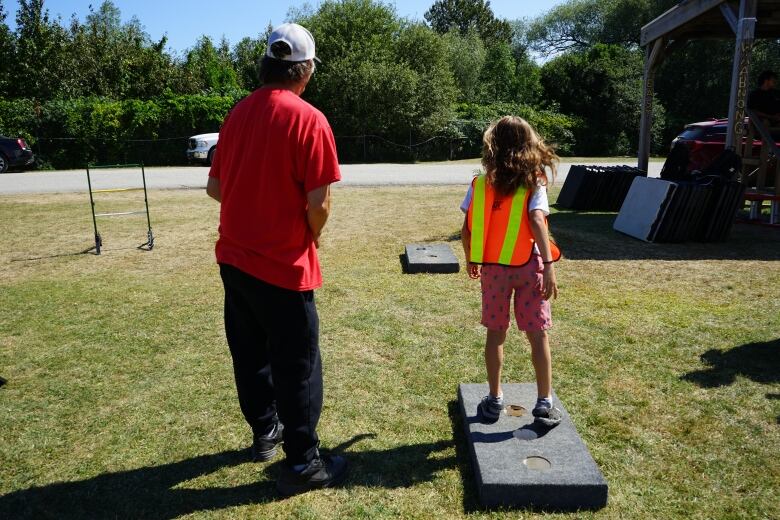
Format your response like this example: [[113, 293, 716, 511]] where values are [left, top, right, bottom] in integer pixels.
[[186, 133, 219, 165], [0, 136, 35, 173], [671, 118, 780, 171]]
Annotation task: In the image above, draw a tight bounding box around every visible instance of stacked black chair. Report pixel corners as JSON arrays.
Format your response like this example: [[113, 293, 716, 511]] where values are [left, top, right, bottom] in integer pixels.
[[557, 165, 647, 211], [696, 178, 745, 242]]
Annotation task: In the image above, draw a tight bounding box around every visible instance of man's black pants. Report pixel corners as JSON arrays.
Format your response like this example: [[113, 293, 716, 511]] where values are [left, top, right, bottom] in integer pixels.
[[219, 263, 322, 465]]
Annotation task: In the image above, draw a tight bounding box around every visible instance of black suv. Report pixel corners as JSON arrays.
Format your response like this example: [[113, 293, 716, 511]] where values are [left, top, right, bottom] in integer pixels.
[[0, 136, 35, 173]]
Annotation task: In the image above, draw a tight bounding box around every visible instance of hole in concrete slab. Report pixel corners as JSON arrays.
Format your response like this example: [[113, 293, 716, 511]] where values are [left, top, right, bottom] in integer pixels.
[[416, 247, 427, 250], [505, 404, 526, 417], [429, 255, 438, 258], [523, 456, 551, 470]]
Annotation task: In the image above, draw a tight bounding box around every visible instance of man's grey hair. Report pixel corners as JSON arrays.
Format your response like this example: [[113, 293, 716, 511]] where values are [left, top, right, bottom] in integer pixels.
[[258, 41, 315, 84]]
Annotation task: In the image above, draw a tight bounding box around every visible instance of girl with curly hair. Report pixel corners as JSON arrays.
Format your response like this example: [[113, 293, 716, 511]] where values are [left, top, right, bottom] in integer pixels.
[[460, 115, 563, 426]]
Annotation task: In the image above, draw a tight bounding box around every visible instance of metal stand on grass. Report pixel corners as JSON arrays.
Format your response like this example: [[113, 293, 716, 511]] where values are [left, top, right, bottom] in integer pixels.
[[86, 163, 154, 255]]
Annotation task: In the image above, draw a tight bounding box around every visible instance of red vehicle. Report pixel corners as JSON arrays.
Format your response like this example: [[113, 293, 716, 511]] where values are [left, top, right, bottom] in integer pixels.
[[671, 118, 780, 172]]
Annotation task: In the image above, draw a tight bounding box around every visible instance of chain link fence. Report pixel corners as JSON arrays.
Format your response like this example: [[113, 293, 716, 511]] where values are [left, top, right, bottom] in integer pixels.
[[28, 130, 486, 169]]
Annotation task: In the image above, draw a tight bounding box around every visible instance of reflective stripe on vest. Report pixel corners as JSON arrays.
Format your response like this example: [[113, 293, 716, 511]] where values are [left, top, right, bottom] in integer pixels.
[[470, 175, 486, 263], [498, 187, 527, 264]]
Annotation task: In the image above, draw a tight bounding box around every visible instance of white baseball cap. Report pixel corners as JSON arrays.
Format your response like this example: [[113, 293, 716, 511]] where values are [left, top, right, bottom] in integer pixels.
[[266, 23, 319, 62]]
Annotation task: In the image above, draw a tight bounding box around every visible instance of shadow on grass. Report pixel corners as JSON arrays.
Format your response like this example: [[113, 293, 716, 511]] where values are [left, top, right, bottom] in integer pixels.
[[0, 435, 458, 519], [681, 339, 780, 388], [551, 210, 780, 261], [10, 247, 95, 262], [422, 232, 461, 243], [10, 244, 149, 262], [0, 449, 270, 519]]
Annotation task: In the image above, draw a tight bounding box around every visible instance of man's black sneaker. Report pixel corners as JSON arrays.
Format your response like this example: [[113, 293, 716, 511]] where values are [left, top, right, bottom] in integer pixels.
[[252, 422, 284, 462], [532, 404, 563, 427], [276, 454, 348, 497]]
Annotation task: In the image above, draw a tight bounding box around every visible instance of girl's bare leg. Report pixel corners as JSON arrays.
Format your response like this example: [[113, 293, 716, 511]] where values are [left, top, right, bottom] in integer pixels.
[[485, 329, 506, 398], [526, 330, 552, 398]]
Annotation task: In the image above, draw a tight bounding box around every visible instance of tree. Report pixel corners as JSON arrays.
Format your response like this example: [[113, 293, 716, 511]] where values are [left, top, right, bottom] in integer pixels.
[[13, 0, 71, 99], [527, 0, 678, 55], [424, 0, 512, 43], [479, 41, 516, 102], [232, 36, 266, 91], [512, 50, 543, 106], [181, 36, 240, 95], [282, 0, 462, 161], [504, 20, 542, 106], [58, 1, 177, 98], [294, 0, 400, 60], [394, 23, 457, 134], [540, 43, 665, 155], [0, 0, 15, 97], [441, 29, 486, 102]]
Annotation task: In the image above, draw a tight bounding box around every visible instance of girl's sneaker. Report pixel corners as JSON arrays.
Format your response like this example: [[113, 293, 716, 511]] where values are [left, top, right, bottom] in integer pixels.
[[532, 401, 562, 427], [477, 394, 504, 423]]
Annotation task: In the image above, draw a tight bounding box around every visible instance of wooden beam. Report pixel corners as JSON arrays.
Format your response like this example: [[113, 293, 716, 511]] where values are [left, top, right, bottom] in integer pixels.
[[725, 0, 758, 152], [641, 0, 728, 46], [720, 2, 739, 33], [638, 39, 667, 173]]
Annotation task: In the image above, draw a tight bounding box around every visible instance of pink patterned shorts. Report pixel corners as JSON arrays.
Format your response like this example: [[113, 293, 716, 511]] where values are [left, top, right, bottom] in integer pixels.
[[480, 256, 552, 332]]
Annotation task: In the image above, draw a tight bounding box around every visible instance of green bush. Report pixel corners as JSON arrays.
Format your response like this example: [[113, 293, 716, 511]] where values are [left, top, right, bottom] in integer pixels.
[[0, 94, 245, 169], [450, 102, 579, 157]]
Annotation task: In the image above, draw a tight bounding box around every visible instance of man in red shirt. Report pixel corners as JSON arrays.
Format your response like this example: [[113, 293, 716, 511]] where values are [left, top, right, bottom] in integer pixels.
[[207, 23, 346, 496]]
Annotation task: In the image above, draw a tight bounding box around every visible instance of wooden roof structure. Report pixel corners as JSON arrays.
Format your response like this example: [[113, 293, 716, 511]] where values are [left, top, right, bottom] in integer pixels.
[[642, 0, 780, 45], [638, 0, 780, 173]]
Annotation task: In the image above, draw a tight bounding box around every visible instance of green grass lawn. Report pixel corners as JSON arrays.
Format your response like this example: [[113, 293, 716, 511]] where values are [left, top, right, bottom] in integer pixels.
[[1, 186, 778, 519]]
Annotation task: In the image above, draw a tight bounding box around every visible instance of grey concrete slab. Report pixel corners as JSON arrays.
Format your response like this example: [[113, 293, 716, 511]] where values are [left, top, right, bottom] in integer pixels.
[[404, 243, 460, 273], [458, 383, 607, 511]]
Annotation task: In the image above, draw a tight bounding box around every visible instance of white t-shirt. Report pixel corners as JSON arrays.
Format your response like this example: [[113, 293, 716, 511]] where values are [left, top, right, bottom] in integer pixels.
[[459, 183, 550, 215], [460, 181, 550, 255]]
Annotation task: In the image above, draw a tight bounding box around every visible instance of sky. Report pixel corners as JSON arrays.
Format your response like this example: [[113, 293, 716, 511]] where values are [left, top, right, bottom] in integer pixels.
[[4, 0, 565, 55]]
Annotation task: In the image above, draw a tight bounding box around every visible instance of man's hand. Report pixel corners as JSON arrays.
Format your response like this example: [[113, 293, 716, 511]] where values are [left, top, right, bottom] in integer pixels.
[[468, 262, 481, 279], [206, 177, 221, 202], [541, 263, 558, 300]]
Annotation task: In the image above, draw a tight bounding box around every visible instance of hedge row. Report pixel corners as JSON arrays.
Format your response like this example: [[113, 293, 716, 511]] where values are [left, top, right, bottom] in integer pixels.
[[0, 95, 243, 169], [0, 96, 578, 169]]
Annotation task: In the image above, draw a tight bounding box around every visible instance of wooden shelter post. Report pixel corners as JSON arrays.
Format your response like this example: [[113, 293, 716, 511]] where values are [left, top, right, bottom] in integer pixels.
[[725, 0, 758, 150], [638, 38, 666, 173]]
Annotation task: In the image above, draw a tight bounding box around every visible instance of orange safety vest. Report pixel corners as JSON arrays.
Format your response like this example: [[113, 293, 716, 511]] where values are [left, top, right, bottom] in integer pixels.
[[467, 175, 561, 266]]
